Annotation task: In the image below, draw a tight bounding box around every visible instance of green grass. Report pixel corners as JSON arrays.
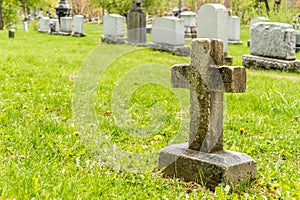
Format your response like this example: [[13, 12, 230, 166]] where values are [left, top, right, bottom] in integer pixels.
[[0, 23, 299, 199]]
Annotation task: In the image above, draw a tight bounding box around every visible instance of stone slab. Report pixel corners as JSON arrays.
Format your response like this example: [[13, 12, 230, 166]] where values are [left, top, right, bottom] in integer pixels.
[[39, 17, 50, 33], [243, 54, 300, 73], [228, 16, 241, 42], [152, 17, 185, 46], [103, 14, 125, 37], [250, 22, 296, 60], [158, 143, 256, 190], [73, 15, 85, 37], [60, 17, 73, 33], [127, 11, 146, 43]]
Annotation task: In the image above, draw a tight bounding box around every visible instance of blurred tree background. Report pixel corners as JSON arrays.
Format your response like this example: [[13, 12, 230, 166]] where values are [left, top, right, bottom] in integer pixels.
[[0, 0, 298, 29]]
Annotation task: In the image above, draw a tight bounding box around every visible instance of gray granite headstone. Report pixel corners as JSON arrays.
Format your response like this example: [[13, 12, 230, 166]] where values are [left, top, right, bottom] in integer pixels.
[[60, 17, 73, 34], [39, 17, 50, 33], [149, 16, 190, 56], [250, 22, 296, 60], [101, 14, 126, 44], [73, 15, 85, 37], [127, 0, 146, 43], [243, 22, 300, 72], [228, 16, 242, 45], [158, 38, 256, 190]]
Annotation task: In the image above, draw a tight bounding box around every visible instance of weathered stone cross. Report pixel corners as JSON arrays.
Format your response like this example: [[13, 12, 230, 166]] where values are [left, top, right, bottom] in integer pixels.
[[158, 38, 256, 190]]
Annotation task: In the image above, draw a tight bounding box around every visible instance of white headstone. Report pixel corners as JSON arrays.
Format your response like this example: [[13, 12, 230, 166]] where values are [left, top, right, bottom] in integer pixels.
[[23, 21, 28, 32], [250, 17, 269, 27], [60, 17, 73, 33], [228, 16, 240, 41], [103, 14, 125, 37], [197, 4, 228, 53], [73, 15, 84, 34], [180, 11, 196, 27], [152, 17, 185, 46], [39, 17, 50, 33], [250, 22, 296, 60], [50, 19, 60, 32]]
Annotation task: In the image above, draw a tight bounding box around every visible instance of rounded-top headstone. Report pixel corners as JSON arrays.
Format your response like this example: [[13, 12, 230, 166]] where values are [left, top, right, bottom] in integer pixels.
[[197, 4, 228, 53]]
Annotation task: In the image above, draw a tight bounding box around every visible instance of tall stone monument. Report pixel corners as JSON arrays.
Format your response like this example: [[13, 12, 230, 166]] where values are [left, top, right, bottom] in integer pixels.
[[127, 0, 146, 43], [158, 38, 256, 190]]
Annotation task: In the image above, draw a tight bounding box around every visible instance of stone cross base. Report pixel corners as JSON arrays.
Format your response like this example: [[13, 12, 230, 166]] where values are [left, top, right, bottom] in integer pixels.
[[158, 143, 256, 190], [243, 54, 300, 73]]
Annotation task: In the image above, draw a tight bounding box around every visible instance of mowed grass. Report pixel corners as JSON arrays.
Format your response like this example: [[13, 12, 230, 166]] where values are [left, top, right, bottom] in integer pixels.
[[0, 23, 299, 199]]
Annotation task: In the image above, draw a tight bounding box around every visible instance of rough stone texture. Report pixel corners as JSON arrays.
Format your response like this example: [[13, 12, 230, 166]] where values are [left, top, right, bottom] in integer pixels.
[[73, 15, 85, 37], [39, 17, 50, 33], [103, 14, 125, 37], [172, 39, 225, 152], [159, 143, 256, 190], [100, 35, 127, 44], [152, 17, 185, 46], [127, 2, 146, 44], [60, 17, 73, 33], [218, 66, 246, 93], [148, 43, 190, 56], [228, 16, 242, 45], [197, 4, 228, 53], [242, 54, 300, 73], [158, 38, 256, 190], [250, 22, 296, 60]]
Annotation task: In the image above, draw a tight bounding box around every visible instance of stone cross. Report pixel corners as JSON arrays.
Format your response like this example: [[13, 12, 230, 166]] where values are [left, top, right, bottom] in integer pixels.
[[171, 38, 245, 153], [158, 38, 256, 190]]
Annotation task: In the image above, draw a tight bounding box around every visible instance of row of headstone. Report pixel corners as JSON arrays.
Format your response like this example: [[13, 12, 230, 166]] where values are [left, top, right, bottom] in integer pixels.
[[39, 15, 85, 37], [243, 22, 300, 72], [102, 3, 241, 62]]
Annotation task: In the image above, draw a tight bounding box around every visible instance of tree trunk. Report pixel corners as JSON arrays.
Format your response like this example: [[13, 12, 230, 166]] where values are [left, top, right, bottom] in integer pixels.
[[0, 0, 3, 30]]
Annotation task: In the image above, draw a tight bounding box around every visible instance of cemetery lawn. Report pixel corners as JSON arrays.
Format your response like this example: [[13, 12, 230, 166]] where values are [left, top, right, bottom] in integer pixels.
[[0, 24, 299, 199]]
